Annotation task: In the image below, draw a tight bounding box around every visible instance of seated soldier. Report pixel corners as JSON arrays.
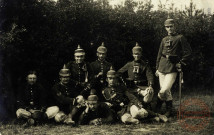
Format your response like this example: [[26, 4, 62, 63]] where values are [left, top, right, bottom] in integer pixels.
[[117, 43, 154, 108], [45, 65, 85, 125], [78, 94, 114, 125], [102, 67, 147, 124], [103, 67, 168, 124], [16, 70, 47, 126], [90, 42, 112, 101]]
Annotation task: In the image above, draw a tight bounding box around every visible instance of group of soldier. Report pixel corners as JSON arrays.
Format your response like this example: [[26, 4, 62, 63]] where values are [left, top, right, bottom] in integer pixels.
[[15, 18, 192, 126]]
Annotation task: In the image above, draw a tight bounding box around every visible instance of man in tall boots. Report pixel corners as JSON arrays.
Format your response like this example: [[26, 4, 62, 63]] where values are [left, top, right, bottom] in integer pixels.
[[155, 18, 192, 117]]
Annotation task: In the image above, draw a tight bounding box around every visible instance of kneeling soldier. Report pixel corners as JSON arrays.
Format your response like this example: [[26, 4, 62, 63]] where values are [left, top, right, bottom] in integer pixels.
[[117, 43, 154, 108], [45, 65, 84, 124], [78, 94, 114, 125], [16, 70, 47, 126]]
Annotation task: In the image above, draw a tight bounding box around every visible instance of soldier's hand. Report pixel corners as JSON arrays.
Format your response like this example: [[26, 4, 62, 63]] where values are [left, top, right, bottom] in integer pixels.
[[96, 72, 103, 78], [155, 70, 159, 77], [76, 95, 85, 104], [89, 118, 102, 125], [147, 86, 154, 94], [120, 102, 124, 107], [105, 102, 113, 107], [176, 63, 182, 72], [84, 101, 89, 113]]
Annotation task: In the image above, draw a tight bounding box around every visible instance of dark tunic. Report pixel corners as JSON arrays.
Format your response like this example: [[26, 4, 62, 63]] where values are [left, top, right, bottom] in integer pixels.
[[16, 83, 47, 110], [102, 86, 140, 117], [78, 102, 114, 125], [66, 61, 92, 98], [90, 60, 112, 100], [156, 34, 192, 73], [52, 82, 78, 113], [117, 60, 154, 86]]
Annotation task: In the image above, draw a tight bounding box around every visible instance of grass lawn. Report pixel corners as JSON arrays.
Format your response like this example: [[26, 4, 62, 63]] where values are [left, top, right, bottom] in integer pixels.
[[0, 88, 213, 135]]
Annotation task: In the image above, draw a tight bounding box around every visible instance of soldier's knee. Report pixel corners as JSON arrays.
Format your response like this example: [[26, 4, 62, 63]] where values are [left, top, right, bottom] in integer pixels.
[[54, 111, 66, 122], [158, 92, 166, 101], [45, 106, 59, 119], [121, 113, 131, 123], [130, 105, 148, 119], [16, 108, 31, 119]]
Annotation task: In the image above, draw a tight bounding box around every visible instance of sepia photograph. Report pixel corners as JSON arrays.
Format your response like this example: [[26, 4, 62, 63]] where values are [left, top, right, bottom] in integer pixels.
[[0, 0, 213, 134]]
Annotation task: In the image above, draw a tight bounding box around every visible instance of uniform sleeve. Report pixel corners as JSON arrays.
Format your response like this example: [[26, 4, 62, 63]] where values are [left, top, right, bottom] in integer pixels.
[[52, 85, 75, 105], [180, 36, 192, 65], [156, 40, 164, 70], [124, 90, 140, 106], [145, 63, 154, 86], [117, 63, 130, 77], [16, 86, 26, 109]]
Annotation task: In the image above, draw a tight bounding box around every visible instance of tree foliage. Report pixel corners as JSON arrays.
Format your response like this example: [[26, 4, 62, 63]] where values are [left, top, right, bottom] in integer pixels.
[[0, 0, 213, 94]]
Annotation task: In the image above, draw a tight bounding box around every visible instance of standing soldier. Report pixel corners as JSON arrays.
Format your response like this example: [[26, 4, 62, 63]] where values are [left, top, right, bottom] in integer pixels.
[[45, 65, 85, 124], [16, 71, 47, 126], [155, 18, 192, 117], [66, 45, 92, 98], [90, 42, 112, 101], [117, 43, 154, 108]]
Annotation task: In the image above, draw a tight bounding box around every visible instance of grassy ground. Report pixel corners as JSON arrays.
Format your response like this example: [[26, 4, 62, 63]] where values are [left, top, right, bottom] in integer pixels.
[[0, 88, 213, 135]]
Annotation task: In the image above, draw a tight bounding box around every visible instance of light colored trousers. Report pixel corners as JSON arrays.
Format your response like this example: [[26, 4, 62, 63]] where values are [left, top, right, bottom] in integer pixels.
[[45, 106, 67, 122], [121, 105, 148, 124], [158, 72, 177, 101]]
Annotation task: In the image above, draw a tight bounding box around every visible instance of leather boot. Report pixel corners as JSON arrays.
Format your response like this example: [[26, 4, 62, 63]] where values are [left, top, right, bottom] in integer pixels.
[[164, 100, 173, 117], [155, 97, 164, 113]]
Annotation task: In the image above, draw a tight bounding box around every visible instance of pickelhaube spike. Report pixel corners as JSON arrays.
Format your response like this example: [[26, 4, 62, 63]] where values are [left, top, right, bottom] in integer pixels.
[[97, 42, 107, 53], [107, 66, 116, 77], [75, 44, 85, 56], [132, 42, 142, 54], [59, 64, 71, 77]]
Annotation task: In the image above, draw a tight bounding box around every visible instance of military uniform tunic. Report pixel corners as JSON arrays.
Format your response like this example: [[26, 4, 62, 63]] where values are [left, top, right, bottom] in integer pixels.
[[52, 82, 78, 113], [66, 61, 92, 98], [90, 60, 112, 100], [156, 33, 192, 73], [118, 60, 154, 86], [17, 83, 47, 110], [102, 86, 140, 117]]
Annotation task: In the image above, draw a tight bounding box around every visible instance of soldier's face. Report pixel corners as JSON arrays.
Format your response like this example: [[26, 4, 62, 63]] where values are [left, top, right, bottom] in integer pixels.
[[88, 101, 98, 111], [133, 53, 142, 61], [27, 74, 37, 85], [165, 24, 175, 35], [107, 77, 116, 87], [97, 52, 106, 61], [60, 76, 70, 84], [75, 54, 85, 64]]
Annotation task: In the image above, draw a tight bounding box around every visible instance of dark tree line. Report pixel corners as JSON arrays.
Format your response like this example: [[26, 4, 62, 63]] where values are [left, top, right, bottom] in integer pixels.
[[0, 0, 214, 120]]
